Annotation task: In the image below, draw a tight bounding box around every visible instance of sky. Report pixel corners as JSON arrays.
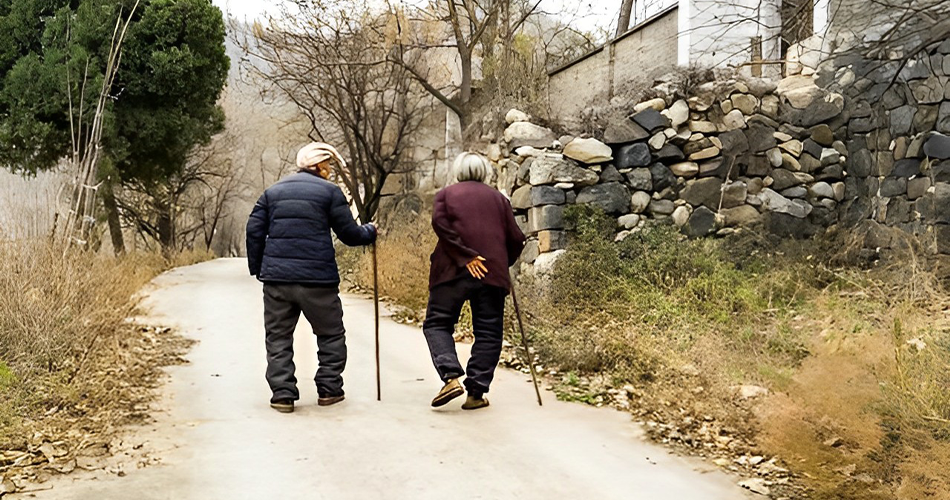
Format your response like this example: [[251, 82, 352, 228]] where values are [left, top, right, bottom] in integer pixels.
[[213, 0, 620, 35]]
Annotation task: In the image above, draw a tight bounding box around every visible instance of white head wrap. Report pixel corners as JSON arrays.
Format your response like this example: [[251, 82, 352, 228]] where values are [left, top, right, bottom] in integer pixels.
[[296, 142, 347, 171]]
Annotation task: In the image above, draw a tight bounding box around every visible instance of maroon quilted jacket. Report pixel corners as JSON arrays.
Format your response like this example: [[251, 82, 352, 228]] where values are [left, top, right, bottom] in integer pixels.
[[429, 181, 526, 290]]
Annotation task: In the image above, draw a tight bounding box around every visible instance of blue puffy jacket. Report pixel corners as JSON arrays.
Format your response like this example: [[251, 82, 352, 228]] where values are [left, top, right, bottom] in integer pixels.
[[246, 171, 376, 285]]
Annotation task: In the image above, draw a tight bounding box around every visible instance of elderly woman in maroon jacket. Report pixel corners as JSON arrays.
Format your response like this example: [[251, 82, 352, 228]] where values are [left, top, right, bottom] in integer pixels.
[[425, 152, 526, 410]]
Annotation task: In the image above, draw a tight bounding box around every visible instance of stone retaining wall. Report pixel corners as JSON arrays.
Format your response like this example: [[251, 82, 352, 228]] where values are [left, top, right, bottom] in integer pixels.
[[485, 40, 950, 268]]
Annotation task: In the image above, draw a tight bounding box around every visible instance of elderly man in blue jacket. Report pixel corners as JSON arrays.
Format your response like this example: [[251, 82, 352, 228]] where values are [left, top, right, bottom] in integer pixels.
[[246, 142, 377, 413]]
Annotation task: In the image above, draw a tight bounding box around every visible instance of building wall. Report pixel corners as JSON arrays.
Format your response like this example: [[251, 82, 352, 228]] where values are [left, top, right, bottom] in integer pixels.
[[547, 7, 679, 125], [685, 0, 782, 78], [613, 10, 681, 88]]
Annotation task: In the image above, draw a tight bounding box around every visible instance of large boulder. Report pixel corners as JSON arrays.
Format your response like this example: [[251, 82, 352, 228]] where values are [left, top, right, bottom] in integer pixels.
[[770, 169, 811, 191], [510, 185, 532, 209], [746, 123, 778, 153], [648, 199, 676, 216], [599, 165, 624, 182], [890, 105, 915, 136], [655, 144, 685, 163], [576, 182, 631, 214], [667, 99, 690, 128], [808, 181, 835, 199], [731, 94, 759, 115], [778, 76, 824, 110], [721, 109, 747, 130], [632, 108, 671, 133], [681, 177, 723, 209], [634, 97, 666, 113], [604, 117, 650, 144], [938, 102, 950, 133], [615, 143, 652, 168], [504, 122, 557, 150], [650, 163, 677, 191], [505, 109, 531, 124], [630, 191, 652, 213], [528, 205, 565, 232], [808, 125, 834, 146], [685, 206, 719, 237], [721, 205, 762, 227], [907, 177, 932, 200], [798, 92, 845, 127], [935, 183, 950, 223], [924, 132, 950, 160], [911, 76, 945, 104], [721, 181, 748, 208], [670, 161, 699, 178], [720, 130, 750, 156], [759, 188, 813, 218], [893, 159, 921, 178], [529, 157, 599, 186], [530, 186, 567, 206], [563, 138, 613, 164], [625, 168, 653, 191]]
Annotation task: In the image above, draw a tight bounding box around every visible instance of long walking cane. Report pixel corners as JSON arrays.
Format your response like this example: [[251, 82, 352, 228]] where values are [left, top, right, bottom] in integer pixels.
[[372, 241, 381, 401], [510, 280, 542, 406]]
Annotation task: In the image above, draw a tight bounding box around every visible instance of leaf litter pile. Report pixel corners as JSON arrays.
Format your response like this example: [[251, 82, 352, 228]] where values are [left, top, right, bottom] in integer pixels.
[[0, 324, 193, 496]]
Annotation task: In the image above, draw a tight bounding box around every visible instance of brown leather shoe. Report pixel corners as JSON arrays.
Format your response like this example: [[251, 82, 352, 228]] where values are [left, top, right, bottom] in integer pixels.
[[270, 399, 294, 413], [461, 395, 489, 410], [318, 395, 345, 406], [431, 378, 465, 407]]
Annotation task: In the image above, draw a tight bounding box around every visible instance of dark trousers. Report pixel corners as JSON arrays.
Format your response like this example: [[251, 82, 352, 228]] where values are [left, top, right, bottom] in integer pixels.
[[263, 283, 346, 402], [422, 276, 507, 396]]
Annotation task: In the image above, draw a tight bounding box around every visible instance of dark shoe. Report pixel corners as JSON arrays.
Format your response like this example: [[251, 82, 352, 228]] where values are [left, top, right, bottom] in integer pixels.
[[431, 378, 465, 407], [461, 395, 489, 410], [270, 399, 294, 413], [318, 394, 345, 406]]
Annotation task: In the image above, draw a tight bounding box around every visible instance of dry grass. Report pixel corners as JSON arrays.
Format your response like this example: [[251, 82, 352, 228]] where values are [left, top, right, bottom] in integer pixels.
[[340, 210, 435, 321], [338, 208, 477, 336], [337, 202, 950, 499], [0, 241, 209, 488]]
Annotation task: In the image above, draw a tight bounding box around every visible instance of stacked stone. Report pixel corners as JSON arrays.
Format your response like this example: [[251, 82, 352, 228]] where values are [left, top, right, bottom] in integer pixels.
[[823, 38, 950, 256], [499, 110, 600, 267], [598, 75, 850, 239], [490, 40, 950, 265]]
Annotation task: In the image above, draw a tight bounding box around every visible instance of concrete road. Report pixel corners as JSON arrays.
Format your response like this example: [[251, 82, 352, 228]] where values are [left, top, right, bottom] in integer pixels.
[[18, 259, 751, 499]]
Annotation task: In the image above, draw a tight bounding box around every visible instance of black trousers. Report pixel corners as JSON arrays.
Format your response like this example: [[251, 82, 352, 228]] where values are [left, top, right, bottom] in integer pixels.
[[422, 276, 507, 396], [263, 283, 346, 402]]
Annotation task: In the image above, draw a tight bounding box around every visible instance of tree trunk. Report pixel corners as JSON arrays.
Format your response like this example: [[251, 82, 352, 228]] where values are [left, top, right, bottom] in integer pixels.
[[616, 0, 635, 36], [458, 50, 473, 132], [157, 203, 175, 253], [101, 179, 125, 255]]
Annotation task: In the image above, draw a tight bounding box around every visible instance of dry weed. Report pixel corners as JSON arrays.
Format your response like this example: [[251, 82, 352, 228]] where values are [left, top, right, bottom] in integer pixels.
[[0, 241, 206, 492]]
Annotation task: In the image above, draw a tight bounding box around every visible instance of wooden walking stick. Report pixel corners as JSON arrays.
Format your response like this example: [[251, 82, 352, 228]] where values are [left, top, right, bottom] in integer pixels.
[[372, 241, 381, 401], [510, 280, 542, 406]]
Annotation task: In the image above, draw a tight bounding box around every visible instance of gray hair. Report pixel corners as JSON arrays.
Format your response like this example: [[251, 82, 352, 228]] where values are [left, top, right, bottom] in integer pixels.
[[452, 152, 492, 184]]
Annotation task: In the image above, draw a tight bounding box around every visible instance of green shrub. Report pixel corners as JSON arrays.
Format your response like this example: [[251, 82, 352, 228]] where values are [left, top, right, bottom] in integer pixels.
[[0, 361, 14, 388], [528, 205, 813, 382]]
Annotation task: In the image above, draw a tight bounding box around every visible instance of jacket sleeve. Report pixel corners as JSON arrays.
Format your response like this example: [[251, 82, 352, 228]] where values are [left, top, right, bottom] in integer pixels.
[[432, 189, 480, 267], [502, 197, 527, 266], [246, 192, 269, 277], [329, 187, 377, 247]]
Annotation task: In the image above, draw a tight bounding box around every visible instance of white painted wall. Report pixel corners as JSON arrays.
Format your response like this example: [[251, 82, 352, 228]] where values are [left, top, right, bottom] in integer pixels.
[[682, 0, 782, 77]]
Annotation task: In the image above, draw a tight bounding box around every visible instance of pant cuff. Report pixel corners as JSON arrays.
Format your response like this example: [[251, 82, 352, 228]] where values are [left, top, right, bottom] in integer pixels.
[[463, 380, 488, 396]]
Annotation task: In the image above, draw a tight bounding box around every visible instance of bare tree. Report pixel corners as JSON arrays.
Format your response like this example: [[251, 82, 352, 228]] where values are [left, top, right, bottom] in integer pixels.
[[117, 138, 239, 253], [387, 0, 543, 133], [237, 0, 429, 223], [616, 0, 635, 36]]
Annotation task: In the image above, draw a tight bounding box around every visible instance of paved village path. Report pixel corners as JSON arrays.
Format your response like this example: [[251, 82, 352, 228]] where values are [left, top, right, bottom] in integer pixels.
[[16, 258, 752, 500]]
